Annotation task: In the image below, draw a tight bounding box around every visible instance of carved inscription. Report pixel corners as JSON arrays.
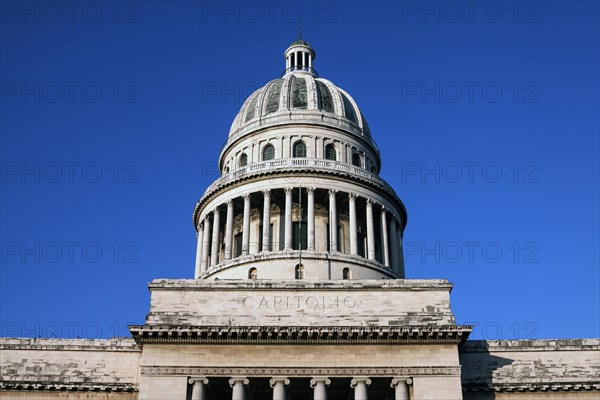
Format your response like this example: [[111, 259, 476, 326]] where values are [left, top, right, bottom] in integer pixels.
[[242, 295, 358, 310]]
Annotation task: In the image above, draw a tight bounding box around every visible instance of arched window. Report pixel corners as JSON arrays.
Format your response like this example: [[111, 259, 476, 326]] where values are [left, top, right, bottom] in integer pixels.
[[343, 267, 352, 280], [239, 153, 248, 167], [295, 264, 304, 279], [325, 143, 336, 161], [352, 152, 361, 167], [293, 141, 306, 158], [248, 267, 257, 280], [263, 144, 275, 161]]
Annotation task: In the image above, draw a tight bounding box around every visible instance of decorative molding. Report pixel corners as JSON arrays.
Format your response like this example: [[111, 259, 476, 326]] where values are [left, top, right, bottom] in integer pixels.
[[129, 325, 471, 345], [0, 381, 137, 392], [462, 382, 600, 393], [141, 366, 461, 378]]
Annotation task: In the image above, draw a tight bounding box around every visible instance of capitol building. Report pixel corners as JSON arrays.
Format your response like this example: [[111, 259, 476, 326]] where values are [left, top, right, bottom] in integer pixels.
[[1, 39, 598, 400]]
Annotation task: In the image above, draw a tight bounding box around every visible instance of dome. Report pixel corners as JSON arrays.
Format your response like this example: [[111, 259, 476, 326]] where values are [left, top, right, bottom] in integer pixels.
[[228, 75, 372, 139]]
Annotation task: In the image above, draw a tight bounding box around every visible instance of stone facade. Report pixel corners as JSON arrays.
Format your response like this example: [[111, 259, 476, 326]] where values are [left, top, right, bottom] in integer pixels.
[[1, 39, 598, 400]]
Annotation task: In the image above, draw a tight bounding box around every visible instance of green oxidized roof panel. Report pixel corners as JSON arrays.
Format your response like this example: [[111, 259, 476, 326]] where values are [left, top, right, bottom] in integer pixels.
[[291, 77, 307, 109]]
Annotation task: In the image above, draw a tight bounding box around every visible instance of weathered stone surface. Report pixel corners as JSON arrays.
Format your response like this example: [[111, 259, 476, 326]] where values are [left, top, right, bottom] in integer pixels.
[[0, 338, 141, 396], [460, 339, 600, 397], [144, 279, 457, 327]]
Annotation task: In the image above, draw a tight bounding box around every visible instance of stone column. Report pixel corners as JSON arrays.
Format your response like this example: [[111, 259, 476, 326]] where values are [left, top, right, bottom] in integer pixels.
[[351, 378, 371, 400], [316, 136, 323, 158], [224, 200, 234, 260], [284, 187, 293, 250], [211, 206, 221, 266], [346, 145, 352, 164], [189, 377, 208, 400], [194, 221, 204, 278], [308, 53, 312, 69], [389, 217, 400, 274], [391, 378, 412, 400], [229, 378, 249, 400], [328, 189, 338, 252], [200, 216, 211, 273], [307, 187, 315, 250], [381, 207, 390, 267], [310, 378, 331, 400], [242, 194, 251, 256], [269, 377, 290, 400], [366, 199, 376, 260], [262, 189, 271, 252], [349, 193, 358, 255]]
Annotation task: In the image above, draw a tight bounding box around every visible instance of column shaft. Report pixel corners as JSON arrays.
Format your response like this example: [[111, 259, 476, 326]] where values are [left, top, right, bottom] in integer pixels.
[[284, 187, 293, 250], [381, 208, 390, 267], [351, 378, 371, 400], [262, 190, 271, 252], [189, 378, 208, 400], [224, 200, 234, 260], [366, 200, 376, 261], [200, 217, 211, 272], [270, 378, 290, 400], [211, 207, 221, 266], [242, 194, 251, 256], [307, 188, 315, 250], [389, 217, 400, 274], [329, 190, 337, 252], [349, 194, 357, 255], [194, 222, 204, 278]]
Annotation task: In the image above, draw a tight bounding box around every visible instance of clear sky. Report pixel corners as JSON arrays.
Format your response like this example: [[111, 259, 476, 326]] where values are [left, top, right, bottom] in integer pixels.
[[1, 1, 598, 340]]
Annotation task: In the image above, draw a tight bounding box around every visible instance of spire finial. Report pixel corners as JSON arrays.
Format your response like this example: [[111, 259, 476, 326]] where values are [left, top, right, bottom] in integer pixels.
[[298, 18, 302, 41]]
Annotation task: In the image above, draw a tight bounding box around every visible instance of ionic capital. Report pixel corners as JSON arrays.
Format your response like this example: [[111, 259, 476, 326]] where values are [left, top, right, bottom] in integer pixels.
[[269, 377, 290, 388], [188, 377, 209, 385], [391, 377, 413, 388], [310, 377, 331, 388], [228, 377, 249, 387], [350, 377, 372, 388]]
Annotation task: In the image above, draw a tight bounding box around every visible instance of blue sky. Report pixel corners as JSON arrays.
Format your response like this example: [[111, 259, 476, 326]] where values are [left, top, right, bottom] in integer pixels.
[[1, 1, 598, 340]]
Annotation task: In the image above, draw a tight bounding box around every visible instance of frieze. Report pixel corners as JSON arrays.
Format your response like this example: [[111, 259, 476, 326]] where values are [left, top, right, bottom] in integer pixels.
[[141, 365, 461, 377]]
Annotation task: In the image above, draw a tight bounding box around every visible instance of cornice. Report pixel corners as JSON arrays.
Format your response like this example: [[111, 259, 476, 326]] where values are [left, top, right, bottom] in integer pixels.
[[0, 381, 137, 392], [129, 325, 472, 345], [463, 382, 600, 392]]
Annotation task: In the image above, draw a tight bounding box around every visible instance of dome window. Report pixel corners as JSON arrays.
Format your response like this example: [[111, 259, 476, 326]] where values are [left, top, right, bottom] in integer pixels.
[[325, 144, 337, 161], [293, 141, 307, 158], [239, 153, 248, 167], [352, 153, 361, 167], [262, 144, 275, 161], [343, 267, 352, 280], [295, 264, 304, 279], [248, 268, 257, 280]]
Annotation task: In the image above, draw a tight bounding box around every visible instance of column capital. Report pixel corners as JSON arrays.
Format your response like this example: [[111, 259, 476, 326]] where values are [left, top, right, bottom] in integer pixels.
[[188, 377, 209, 385], [350, 377, 372, 388], [262, 189, 271, 196], [284, 186, 294, 195], [269, 377, 290, 388], [226, 199, 233, 206], [348, 193, 357, 201], [229, 377, 249, 387], [306, 187, 316, 194], [328, 189, 338, 196], [391, 377, 413, 388], [310, 377, 331, 388], [366, 198, 374, 207], [213, 205, 220, 213], [243, 193, 251, 201]]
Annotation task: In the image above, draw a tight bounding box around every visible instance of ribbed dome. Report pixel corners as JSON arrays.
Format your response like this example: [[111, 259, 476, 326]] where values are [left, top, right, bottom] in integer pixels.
[[228, 73, 372, 139]]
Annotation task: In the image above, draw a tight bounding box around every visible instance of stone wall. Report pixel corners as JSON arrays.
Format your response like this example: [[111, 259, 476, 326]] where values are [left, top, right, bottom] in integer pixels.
[[0, 338, 141, 400], [460, 339, 600, 400]]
